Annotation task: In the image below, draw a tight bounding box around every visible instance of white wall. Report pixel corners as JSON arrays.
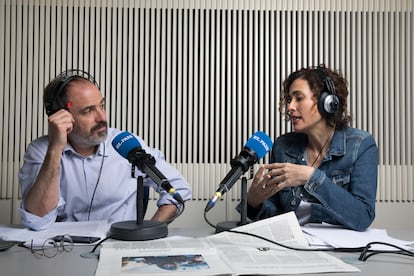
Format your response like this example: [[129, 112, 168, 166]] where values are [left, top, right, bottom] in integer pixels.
[[0, 0, 413, 230]]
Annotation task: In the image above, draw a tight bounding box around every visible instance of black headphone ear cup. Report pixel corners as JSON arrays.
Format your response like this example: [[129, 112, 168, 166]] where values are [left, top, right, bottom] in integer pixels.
[[45, 102, 53, 116], [45, 92, 65, 116], [44, 91, 62, 116], [319, 91, 339, 117]]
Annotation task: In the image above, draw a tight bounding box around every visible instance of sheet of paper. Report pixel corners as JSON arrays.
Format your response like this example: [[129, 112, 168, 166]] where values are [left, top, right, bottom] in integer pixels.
[[208, 209, 309, 247], [0, 224, 33, 241], [302, 223, 414, 250], [0, 220, 110, 245]]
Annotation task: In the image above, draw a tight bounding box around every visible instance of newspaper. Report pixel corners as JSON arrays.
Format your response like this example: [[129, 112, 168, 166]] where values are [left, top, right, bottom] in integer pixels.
[[95, 212, 359, 275], [205, 212, 359, 275], [96, 236, 233, 275]]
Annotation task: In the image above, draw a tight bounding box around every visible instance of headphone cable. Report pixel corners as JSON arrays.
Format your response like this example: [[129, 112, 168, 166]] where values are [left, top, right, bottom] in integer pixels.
[[87, 143, 106, 221]]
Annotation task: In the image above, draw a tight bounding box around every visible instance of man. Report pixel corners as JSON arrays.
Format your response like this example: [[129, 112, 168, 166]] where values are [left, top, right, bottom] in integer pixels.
[[19, 70, 192, 230]]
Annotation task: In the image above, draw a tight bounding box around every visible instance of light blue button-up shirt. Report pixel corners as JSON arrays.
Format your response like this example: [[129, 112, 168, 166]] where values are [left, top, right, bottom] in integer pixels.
[[19, 128, 192, 230]]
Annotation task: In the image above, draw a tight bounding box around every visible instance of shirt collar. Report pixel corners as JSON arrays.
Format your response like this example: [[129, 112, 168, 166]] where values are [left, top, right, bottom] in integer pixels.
[[285, 128, 346, 159], [63, 142, 107, 158]]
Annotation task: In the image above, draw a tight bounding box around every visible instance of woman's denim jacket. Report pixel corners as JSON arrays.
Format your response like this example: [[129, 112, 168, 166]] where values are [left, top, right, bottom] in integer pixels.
[[246, 127, 378, 231]]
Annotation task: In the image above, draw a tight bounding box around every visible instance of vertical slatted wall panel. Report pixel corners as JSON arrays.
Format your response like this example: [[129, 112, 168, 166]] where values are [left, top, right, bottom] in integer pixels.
[[0, 0, 413, 222]]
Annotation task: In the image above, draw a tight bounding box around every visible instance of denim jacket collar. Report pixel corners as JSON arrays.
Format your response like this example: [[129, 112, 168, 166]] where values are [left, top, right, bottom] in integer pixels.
[[285, 128, 346, 161]]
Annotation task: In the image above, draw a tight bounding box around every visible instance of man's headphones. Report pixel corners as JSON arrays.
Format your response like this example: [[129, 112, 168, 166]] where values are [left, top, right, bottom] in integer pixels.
[[44, 69, 99, 116], [315, 66, 340, 118]]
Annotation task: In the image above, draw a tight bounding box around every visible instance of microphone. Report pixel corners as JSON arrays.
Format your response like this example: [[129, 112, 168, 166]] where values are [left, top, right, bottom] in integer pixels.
[[204, 131, 273, 212], [112, 131, 184, 205]]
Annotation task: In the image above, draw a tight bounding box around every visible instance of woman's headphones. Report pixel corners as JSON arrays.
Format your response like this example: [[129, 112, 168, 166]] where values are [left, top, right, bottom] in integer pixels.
[[315, 66, 340, 118], [44, 69, 99, 116]]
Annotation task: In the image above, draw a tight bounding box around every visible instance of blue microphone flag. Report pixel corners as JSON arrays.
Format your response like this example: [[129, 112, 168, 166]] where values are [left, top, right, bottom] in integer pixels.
[[244, 131, 272, 159], [112, 131, 141, 158]]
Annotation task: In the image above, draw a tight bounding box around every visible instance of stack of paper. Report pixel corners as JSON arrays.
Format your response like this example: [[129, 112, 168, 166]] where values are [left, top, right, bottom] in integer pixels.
[[302, 223, 414, 250]]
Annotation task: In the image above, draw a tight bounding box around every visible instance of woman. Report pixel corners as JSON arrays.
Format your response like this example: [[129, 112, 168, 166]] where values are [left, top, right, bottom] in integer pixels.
[[246, 65, 378, 231]]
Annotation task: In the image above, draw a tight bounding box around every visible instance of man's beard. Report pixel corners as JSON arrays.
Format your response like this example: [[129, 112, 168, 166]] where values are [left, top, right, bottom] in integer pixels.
[[69, 122, 108, 147]]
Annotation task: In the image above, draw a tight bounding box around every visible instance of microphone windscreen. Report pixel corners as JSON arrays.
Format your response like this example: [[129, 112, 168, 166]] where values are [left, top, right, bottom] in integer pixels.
[[244, 131, 273, 159], [111, 131, 142, 158]]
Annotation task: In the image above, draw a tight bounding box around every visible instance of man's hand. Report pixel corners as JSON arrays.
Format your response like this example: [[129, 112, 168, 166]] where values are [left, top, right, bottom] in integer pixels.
[[47, 109, 75, 152]]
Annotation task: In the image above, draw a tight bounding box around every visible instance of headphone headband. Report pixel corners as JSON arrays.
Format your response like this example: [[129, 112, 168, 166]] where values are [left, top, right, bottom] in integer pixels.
[[315, 66, 336, 94]]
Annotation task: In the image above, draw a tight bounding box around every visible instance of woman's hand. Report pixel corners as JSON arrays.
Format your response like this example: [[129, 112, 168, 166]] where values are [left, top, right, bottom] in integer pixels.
[[247, 163, 314, 208]]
